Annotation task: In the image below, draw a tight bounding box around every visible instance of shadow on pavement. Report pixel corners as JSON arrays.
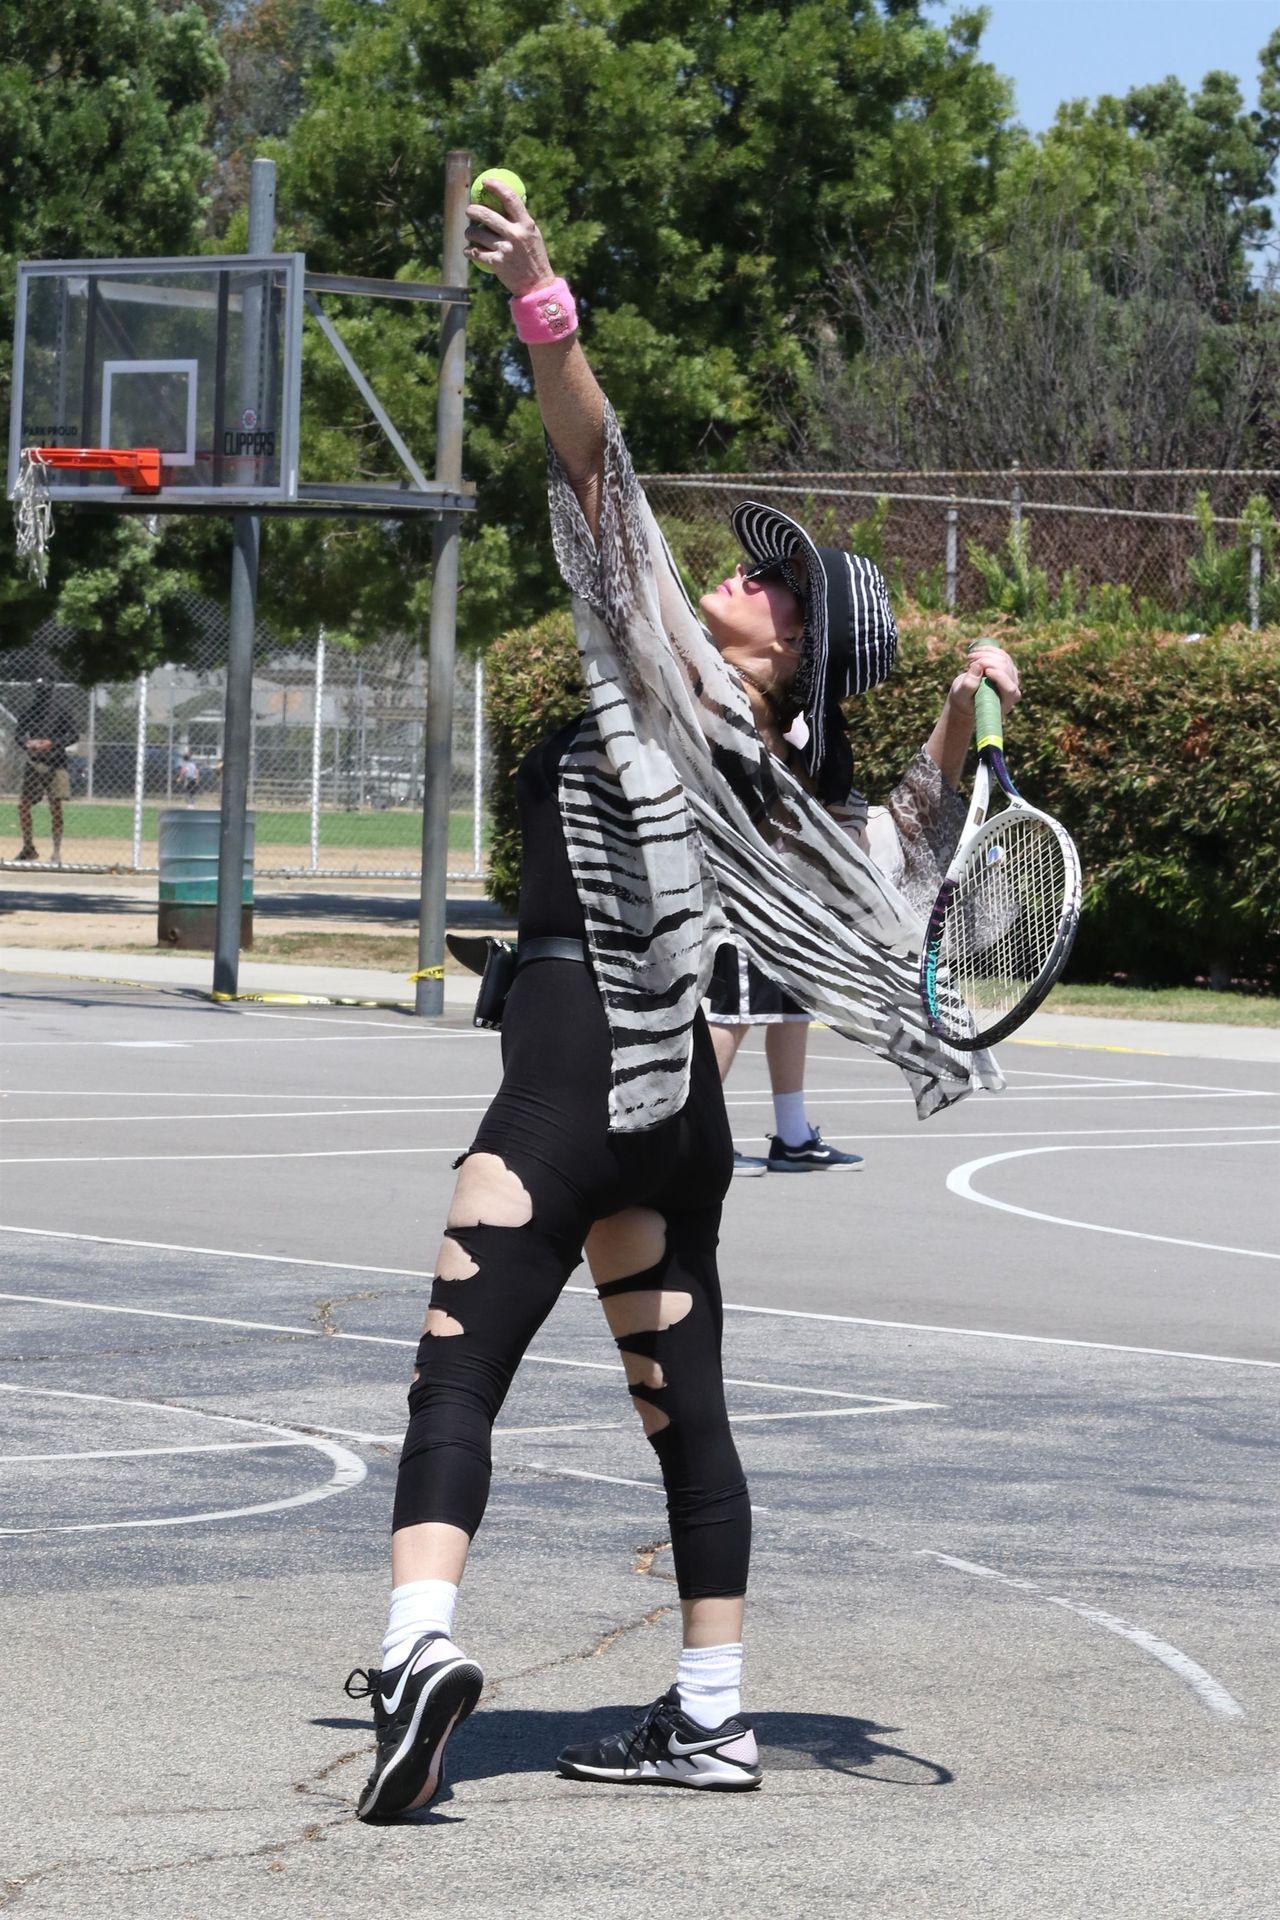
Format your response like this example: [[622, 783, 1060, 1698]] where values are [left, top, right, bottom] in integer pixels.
[[315, 1706, 954, 1792]]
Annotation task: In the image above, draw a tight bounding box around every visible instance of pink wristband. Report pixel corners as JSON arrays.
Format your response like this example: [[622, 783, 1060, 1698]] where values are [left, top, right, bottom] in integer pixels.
[[509, 277, 578, 345]]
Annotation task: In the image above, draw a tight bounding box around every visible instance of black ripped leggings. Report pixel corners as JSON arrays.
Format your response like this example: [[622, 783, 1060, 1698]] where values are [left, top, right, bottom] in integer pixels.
[[392, 958, 750, 1600]]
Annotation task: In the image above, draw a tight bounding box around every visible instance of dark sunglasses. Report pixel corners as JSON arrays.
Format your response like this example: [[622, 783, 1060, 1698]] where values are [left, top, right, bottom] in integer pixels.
[[744, 557, 805, 599]]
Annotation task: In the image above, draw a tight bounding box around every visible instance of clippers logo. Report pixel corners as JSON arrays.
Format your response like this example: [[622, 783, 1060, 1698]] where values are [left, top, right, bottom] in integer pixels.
[[222, 429, 276, 458]]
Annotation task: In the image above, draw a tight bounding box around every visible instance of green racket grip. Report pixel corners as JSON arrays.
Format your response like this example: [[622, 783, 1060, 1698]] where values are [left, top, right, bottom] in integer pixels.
[[966, 641, 1004, 753]]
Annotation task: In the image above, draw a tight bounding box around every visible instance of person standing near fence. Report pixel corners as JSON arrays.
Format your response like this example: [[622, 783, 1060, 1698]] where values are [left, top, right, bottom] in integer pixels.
[[174, 750, 201, 806], [14, 677, 77, 866]]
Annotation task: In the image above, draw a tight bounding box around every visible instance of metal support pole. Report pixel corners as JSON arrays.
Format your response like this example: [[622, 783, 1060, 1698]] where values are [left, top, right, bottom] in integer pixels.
[[213, 156, 274, 998], [131, 672, 148, 870], [472, 656, 484, 876], [355, 660, 366, 808], [86, 690, 96, 801], [1009, 461, 1022, 534], [309, 630, 325, 872], [945, 502, 958, 612], [416, 150, 471, 1016], [1248, 527, 1262, 632]]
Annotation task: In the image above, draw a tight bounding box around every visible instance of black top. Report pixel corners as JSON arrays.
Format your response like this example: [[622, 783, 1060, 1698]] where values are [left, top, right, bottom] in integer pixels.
[[515, 715, 589, 944], [15, 688, 77, 769]]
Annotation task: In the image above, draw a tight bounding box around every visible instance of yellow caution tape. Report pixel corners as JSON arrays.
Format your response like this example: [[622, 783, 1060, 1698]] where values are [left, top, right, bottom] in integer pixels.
[[407, 966, 445, 981], [210, 990, 330, 1006]]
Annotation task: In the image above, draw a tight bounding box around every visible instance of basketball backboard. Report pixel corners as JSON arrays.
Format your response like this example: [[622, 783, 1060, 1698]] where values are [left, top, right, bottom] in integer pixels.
[[8, 253, 473, 518], [9, 255, 303, 507]]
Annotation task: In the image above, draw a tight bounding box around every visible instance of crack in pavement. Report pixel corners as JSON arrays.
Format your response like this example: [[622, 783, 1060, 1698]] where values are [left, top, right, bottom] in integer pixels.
[[633, 1537, 675, 1581], [314, 1289, 407, 1337], [1, 1866, 68, 1913], [480, 1602, 676, 1707]]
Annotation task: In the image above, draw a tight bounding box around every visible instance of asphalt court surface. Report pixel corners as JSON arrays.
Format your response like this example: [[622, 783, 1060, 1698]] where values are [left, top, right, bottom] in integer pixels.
[[2, 974, 1277, 1917]]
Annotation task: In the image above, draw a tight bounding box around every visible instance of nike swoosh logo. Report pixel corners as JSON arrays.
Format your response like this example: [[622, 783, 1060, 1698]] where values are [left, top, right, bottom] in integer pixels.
[[667, 1733, 736, 1756], [381, 1646, 443, 1714]]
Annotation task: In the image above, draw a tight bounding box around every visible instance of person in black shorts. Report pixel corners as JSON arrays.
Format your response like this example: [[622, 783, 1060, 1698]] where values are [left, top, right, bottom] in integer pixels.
[[707, 951, 862, 1174]]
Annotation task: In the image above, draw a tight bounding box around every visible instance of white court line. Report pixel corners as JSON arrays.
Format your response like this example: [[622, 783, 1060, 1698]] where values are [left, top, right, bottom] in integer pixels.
[[729, 1401, 937, 1422], [6, 1119, 1280, 1169], [919, 1551, 1244, 1720], [947, 1139, 1280, 1262], [0, 1439, 306, 1463], [0, 1091, 478, 1101], [0, 1064, 1139, 1097], [307, 1421, 626, 1445], [513, 1460, 771, 1515], [0, 1384, 365, 1536], [238, 1012, 489, 1034], [0, 1033, 486, 1050], [0, 1287, 931, 1409], [3, 1229, 1280, 1369], [0, 1147, 460, 1166], [0, 1104, 491, 1129]]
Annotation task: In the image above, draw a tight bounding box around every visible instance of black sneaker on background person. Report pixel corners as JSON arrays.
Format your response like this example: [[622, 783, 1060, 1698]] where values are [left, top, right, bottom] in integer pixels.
[[344, 1632, 484, 1821], [731, 1149, 768, 1178], [765, 1128, 863, 1172], [14, 844, 38, 861], [557, 1687, 763, 1790]]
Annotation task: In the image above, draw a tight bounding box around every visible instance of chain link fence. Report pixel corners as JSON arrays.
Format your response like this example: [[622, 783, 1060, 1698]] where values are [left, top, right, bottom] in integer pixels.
[[641, 468, 1279, 627], [1, 607, 490, 877]]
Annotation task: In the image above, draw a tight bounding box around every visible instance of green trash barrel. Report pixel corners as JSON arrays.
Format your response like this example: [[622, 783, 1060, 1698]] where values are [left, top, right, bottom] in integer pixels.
[[158, 810, 254, 949]]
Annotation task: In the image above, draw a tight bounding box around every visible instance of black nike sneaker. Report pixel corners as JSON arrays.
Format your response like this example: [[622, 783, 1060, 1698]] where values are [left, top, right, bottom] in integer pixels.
[[557, 1687, 762, 1790], [344, 1632, 484, 1822]]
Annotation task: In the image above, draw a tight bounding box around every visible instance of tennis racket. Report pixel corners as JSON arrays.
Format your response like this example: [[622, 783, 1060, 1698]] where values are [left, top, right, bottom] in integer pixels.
[[919, 660, 1081, 1049]]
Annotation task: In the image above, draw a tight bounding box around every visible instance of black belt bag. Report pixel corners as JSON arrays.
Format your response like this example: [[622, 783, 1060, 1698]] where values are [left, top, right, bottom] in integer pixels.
[[445, 934, 588, 1030]]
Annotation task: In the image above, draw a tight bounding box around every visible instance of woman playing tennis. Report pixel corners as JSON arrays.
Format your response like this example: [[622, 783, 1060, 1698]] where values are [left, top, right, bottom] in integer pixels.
[[343, 179, 1018, 1820]]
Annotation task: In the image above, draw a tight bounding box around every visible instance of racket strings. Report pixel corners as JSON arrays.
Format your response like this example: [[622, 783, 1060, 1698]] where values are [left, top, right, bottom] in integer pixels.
[[942, 814, 1069, 1020]]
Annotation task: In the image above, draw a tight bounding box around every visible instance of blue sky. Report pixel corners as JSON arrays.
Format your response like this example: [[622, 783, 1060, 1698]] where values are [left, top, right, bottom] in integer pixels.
[[951, 0, 1277, 132]]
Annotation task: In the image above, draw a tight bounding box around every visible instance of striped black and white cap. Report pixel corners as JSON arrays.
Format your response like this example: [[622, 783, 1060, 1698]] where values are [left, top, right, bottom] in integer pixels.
[[730, 500, 897, 788]]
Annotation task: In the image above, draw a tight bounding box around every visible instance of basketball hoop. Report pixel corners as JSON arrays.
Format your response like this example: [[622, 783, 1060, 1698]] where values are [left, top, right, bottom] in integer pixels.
[[12, 446, 163, 586]]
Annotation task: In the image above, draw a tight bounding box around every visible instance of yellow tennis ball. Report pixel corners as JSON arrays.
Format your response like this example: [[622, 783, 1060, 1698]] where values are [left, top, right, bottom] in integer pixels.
[[468, 168, 527, 273], [470, 167, 527, 208]]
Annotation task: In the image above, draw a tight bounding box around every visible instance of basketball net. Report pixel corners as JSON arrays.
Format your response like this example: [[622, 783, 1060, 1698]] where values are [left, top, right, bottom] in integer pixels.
[[13, 449, 53, 587]]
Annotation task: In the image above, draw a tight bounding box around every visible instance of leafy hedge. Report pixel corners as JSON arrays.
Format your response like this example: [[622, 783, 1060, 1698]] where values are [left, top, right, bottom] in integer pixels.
[[485, 608, 1280, 988]]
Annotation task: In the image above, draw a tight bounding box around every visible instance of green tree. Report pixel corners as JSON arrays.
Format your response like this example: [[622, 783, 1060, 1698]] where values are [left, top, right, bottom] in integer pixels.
[[264, 0, 1015, 648], [802, 30, 1280, 471], [204, 0, 331, 230], [0, 3, 227, 671]]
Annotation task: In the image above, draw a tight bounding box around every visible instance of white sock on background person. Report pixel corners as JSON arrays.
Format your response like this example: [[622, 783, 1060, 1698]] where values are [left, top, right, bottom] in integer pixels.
[[676, 1642, 744, 1728], [772, 1089, 812, 1147], [382, 1577, 462, 1670]]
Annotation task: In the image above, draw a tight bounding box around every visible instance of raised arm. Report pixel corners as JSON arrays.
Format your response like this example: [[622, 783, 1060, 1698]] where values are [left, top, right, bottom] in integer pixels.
[[465, 177, 605, 540]]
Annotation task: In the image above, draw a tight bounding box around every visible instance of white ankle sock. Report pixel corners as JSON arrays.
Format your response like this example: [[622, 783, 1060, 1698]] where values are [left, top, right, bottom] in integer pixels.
[[382, 1578, 460, 1670], [772, 1090, 811, 1147], [676, 1642, 743, 1728]]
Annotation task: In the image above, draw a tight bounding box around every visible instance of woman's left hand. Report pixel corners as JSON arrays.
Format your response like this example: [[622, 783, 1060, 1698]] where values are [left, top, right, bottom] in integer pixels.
[[946, 643, 1021, 718]]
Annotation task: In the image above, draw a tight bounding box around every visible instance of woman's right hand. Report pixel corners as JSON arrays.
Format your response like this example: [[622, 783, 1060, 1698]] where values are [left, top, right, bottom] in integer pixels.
[[464, 178, 556, 296]]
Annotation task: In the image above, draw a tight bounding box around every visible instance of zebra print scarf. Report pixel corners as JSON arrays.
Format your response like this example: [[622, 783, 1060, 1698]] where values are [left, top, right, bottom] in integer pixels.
[[546, 402, 1002, 1133]]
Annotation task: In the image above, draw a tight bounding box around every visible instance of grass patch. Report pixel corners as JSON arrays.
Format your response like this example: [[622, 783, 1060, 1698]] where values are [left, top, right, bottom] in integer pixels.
[[125, 932, 475, 973], [1046, 983, 1280, 1026], [51, 802, 486, 851]]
